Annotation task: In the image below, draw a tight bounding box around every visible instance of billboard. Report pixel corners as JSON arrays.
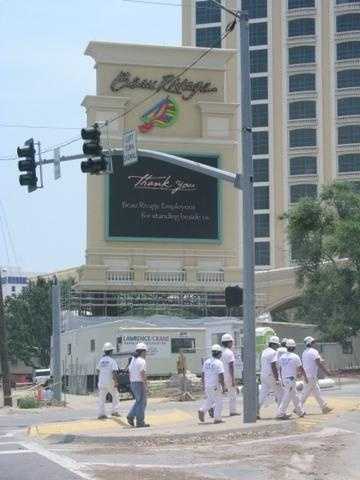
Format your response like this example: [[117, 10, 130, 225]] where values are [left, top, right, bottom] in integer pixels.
[[107, 154, 219, 241]]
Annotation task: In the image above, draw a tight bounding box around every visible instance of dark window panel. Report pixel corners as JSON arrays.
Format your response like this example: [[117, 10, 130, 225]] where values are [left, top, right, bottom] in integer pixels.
[[290, 156, 317, 175], [289, 100, 316, 119], [196, 26, 221, 48], [255, 214, 270, 237], [289, 73, 316, 92], [242, 0, 267, 18], [254, 185, 269, 209], [338, 97, 360, 116], [290, 184, 317, 203], [337, 13, 360, 33], [338, 124, 360, 144], [253, 158, 269, 182], [250, 49, 268, 73], [196, 0, 221, 24], [288, 0, 315, 8], [255, 242, 270, 266], [288, 18, 315, 37], [337, 41, 360, 61], [249, 22, 268, 46], [252, 103, 268, 127], [337, 0, 360, 4], [290, 128, 317, 147], [338, 153, 360, 172], [253, 131, 269, 154], [337, 69, 360, 88], [251, 77, 268, 100], [289, 46, 315, 64]]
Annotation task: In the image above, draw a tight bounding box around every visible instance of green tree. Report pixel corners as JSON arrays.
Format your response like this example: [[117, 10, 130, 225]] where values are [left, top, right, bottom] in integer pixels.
[[5, 278, 74, 368], [284, 182, 360, 342]]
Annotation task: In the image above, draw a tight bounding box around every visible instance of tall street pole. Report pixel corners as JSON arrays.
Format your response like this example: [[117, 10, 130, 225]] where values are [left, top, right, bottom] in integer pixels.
[[236, 5, 257, 423], [0, 269, 13, 407], [52, 279, 62, 402]]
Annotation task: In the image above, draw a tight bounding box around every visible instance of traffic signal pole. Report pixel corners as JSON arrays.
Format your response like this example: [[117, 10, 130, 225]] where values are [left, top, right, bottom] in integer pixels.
[[0, 270, 13, 407], [51, 280, 62, 403]]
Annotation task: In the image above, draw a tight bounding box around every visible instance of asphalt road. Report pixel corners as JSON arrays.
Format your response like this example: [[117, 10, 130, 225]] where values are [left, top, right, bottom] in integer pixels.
[[1, 383, 360, 480]]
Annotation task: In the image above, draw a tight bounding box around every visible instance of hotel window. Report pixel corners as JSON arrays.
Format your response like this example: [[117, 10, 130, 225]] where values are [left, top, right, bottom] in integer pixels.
[[290, 156, 317, 175], [290, 184, 317, 203], [337, 42, 360, 61], [337, 69, 360, 89], [251, 77, 268, 100], [252, 104, 268, 127], [90, 339, 96, 352], [288, 0, 314, 8], [289, 46, 315, 65], [337, 0, 360, 4], [338, 97, 360, 116], [337, 14, 360, 33], [195, 0, 221, 24], [253, 131, 269, 155], [255, 242, 270, 266], [288, 18, 315, 37], [338, 153, 360, 172], [67, 344, 72, 355], [290, 128, 317, 147], [289, 100, 316, 120], [254, 186, 269, 209], [289, 73, 316, 92], [196, 27, 221, 48], [241, 0, 267, 19], [250, 49, 268, 73], [253, 158, 269, 182], [255, 214, 270, 237], [249, 22, 267, 46], [338, 125, 360, 144]]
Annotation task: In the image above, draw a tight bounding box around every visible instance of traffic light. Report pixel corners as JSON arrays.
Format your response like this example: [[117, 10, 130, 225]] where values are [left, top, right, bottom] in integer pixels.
[[81, 123, 102, 157], [225, 285, 243, 308], [80, 157, 107, 174], [17, 138, 37, 192]]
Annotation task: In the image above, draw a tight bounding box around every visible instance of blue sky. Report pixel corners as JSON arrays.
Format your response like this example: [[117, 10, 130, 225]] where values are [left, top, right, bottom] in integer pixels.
[[0, 0, 181, 273]]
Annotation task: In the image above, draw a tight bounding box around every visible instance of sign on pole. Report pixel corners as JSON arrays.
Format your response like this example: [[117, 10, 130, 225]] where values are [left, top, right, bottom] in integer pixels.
[[123, 129, 138, 167], [53, 148, 61, 180]]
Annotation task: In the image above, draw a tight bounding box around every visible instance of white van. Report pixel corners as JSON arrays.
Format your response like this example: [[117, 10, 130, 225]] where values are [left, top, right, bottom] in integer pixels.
[[33, 368, 51, 385]]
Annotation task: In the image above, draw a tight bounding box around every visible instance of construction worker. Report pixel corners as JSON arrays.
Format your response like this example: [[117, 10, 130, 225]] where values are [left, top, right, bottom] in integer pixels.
[[127, 343, 149, 428], [198, 344, 227, 424], [277, 339, 307, 420], [301, 336, 333, 414], [221, 333, 240, 416], [96, 342, 120, 420], [258, 336, 282, 416], [281, 338, 288, 348]]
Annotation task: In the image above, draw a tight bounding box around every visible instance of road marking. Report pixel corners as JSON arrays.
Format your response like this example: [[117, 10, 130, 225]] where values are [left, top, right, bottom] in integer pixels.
[[19, 441, 94, 480], [0, 450, 33, 455]]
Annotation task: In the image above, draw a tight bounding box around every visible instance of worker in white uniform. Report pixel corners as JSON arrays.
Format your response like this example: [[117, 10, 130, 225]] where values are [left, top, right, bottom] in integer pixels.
[[198, 344, 227, 424], [96, 342, 120, 420], [258, 336, 282, 417], [127, 343, 149, 428], [280, 338, 288, 348], [277, 339, 307, 420], [301, 336, 333, 414], [221, 333, 240, 416]]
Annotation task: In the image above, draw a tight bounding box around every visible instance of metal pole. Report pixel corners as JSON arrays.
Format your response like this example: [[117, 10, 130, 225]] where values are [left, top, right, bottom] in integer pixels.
[[237, 6, 257, 423], [52, 280, 62, 402], [0, 269, 12, 407]]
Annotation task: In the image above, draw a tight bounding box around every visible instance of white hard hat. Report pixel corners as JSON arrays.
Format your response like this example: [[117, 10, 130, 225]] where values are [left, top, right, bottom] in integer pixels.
[[103, 342, 114, 351], [277, 347, 287, 354], [212, 344, 222, 352], [221, 333, 234, 343], [269, 335, 280, 345], [136, 342, 148, 351], [281, 338, 288, 344], [304, 336, 315, 345], [286, 338, 296, 348]]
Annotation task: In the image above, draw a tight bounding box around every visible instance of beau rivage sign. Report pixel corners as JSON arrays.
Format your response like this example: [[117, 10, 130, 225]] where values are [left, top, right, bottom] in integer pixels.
[[110, 71, 218, 101]]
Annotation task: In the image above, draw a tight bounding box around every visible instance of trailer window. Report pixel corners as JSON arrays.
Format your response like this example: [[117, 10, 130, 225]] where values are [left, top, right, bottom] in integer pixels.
[[90, 339, 95, 352], [171, 338, 196, 354]]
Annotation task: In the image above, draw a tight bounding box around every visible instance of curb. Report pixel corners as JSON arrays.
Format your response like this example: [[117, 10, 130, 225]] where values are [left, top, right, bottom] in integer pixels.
[[41, 420, 295, 446]]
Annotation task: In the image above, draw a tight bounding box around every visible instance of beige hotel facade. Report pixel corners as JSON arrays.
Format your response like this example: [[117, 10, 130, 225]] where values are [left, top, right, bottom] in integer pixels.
[[183, 0, 360, 269]]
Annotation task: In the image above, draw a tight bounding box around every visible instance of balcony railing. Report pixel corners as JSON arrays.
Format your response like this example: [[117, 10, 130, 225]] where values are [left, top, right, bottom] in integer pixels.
[[144, 271, 186, 285], [106, 270, 134, 284], [196, 270, 225, 284]]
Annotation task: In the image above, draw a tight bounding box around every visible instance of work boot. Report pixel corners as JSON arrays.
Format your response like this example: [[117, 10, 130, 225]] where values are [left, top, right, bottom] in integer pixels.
[[198, 410, 205, 422], [322, 405, 333, 414], [208, 407, 214, 418], [97, 415, 107, 420], [214, 419, 225, 424], [111, 412, 121, 417], [136, 423, 150, 428], [276, 414, 292, 420], [127, 415, 135, 426]]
